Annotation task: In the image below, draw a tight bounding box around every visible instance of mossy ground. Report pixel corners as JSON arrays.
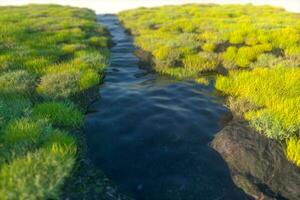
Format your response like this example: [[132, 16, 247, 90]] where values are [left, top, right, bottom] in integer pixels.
[[119, 4, 300, 166], [0, 4, 114, 199]]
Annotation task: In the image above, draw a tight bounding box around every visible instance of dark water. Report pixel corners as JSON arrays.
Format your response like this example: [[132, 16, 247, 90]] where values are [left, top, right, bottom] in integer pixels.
[[85, 15, 248, 200]]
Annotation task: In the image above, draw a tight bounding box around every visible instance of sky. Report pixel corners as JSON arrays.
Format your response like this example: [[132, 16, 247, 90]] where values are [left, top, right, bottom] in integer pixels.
[[0, 0, 299, 13]]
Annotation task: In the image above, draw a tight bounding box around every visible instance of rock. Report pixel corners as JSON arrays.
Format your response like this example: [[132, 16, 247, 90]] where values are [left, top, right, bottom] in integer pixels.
[[211, 120, 300, 200]]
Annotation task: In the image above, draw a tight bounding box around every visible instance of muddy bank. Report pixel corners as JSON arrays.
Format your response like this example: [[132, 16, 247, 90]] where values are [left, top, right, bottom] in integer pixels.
[[211, 120, 300, 200]]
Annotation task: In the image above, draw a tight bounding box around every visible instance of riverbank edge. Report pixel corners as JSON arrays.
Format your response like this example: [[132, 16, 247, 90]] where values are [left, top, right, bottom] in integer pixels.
[[126, 36, 300, 199], [60, 22, 132, 198], [61, 82, 132, 199]]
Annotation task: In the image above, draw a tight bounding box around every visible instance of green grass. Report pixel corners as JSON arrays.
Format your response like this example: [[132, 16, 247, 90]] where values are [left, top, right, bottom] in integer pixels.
[[0, 4, 110, 198], [0, 132, 76, 200], [119, 4, 300, 78], [119, 4, 300, 166], [0, 93, 31, 128], [32, 102, 84, 129], [216, 67, 300, 165], [1, 118, 49, 147]]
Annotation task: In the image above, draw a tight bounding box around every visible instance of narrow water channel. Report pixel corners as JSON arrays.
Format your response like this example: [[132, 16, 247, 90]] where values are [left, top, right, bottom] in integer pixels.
[[84, 15, 249, 200]]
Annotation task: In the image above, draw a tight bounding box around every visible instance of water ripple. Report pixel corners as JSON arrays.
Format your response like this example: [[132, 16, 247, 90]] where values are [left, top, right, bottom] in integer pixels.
[[84, 15, 249, 200]]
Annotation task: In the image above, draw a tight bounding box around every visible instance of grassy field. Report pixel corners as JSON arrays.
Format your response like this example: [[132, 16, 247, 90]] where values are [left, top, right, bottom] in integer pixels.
[[0, 4, 110, 198], [1, 4, 299, 198], [119, 4, 300, 166]]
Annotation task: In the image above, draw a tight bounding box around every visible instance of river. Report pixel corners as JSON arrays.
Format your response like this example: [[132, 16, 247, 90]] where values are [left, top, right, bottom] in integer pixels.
[[84, 15, 250, 200]]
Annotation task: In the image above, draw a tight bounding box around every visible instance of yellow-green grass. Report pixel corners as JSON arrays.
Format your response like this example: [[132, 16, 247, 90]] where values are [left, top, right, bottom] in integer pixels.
[[216, 67, 300, 166], [119, 4, 300, 166], [119, 4, 300, 79], [0, 4, 110, 198], [286, 138, 300, 167]]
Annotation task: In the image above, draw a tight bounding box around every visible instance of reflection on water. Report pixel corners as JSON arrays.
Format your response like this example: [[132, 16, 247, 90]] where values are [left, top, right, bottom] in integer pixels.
[[84, 15, 249, 200]]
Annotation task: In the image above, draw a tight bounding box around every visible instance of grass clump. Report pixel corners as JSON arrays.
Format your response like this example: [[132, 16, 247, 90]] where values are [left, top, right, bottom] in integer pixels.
[[32, 102, 84, 129], [202, 42, 216, 53], [1, 118, 49, 147], [0, 132, 76, 200], [153, 46, 181, 68], [0, 70, 36, 95], [227, 97, 259, 119], [0, 4, 110, 198], [0, 93, 31, 128], [79, 69, 101, 90], [61, 44, 85, 55], [88, 36, 109, 48], [183, 52, 219, 74], [37, 72, 81, 100], [74, 49, 109, 72]]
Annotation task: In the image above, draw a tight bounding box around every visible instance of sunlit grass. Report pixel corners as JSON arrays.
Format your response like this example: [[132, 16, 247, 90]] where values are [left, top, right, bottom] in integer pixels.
[[119, 4, 300, 77], [216, 67, 300, 166], [286, 138, 300, 167], [0, 4, 110, 197]]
